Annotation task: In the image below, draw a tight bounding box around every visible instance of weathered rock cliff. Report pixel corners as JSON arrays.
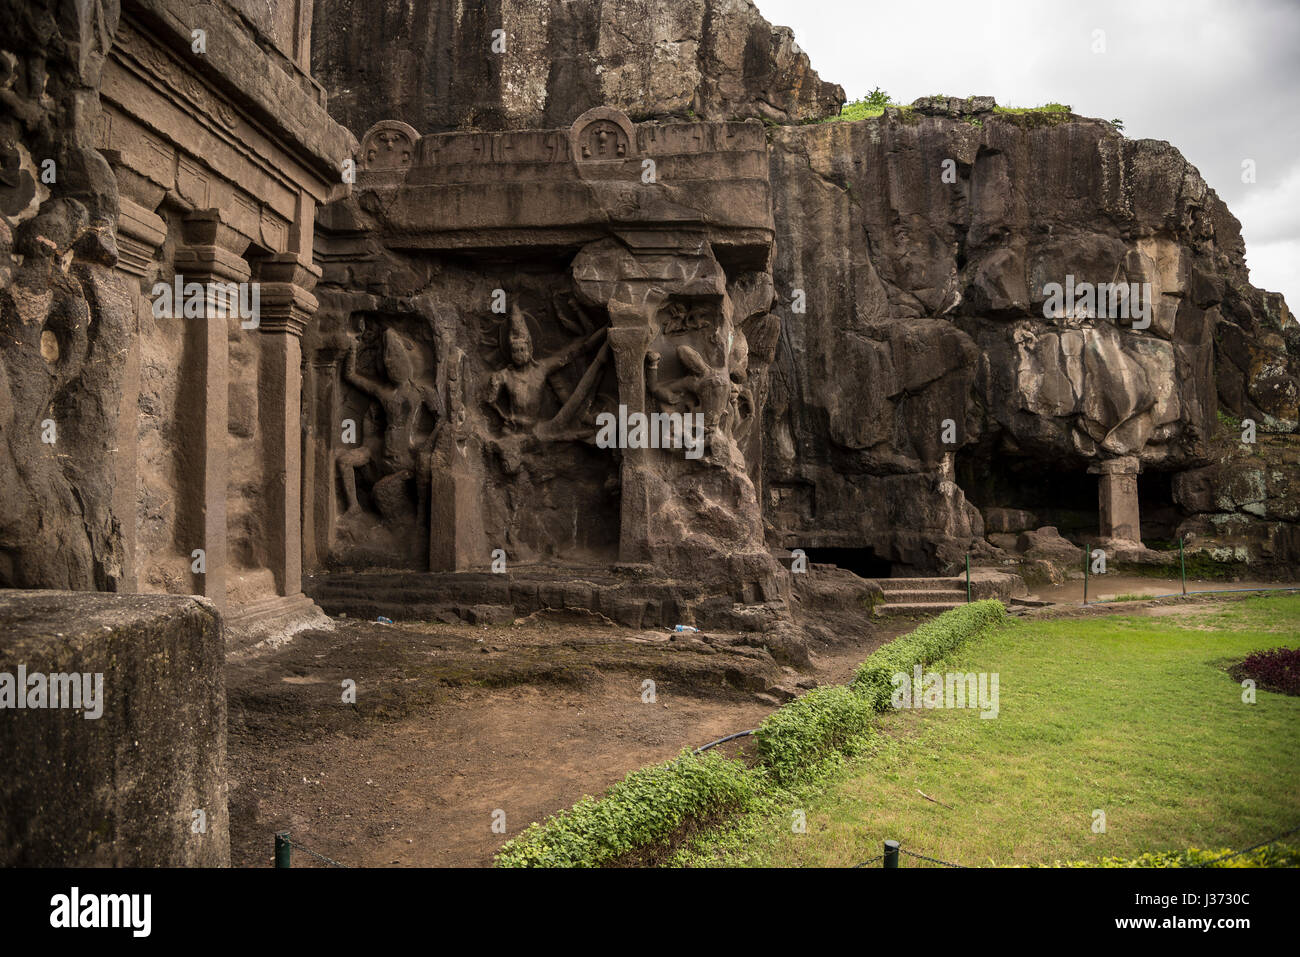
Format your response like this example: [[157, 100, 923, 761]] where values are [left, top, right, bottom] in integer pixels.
[[311, 0, 844, 133], [308, 5, 1297, 575], [765, 101, 1297, 569]]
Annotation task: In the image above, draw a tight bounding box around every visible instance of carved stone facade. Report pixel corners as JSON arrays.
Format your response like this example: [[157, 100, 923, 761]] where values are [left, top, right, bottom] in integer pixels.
[[4, 0, 1296, 622], [1, 0, 355, 647], [95, 3, 353, 644], [309, 111, 782, 602]]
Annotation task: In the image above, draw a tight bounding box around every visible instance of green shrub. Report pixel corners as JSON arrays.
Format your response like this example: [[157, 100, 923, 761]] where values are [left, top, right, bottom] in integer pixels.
[[494, 749, 757, 867], [752, 685, 877, 787], [863, 86, 891, 109], [1050, 844, 1299, 868], [992, 102, 1071, 115], [828, 87, 905, 123], [853, 600, 1007, 710]]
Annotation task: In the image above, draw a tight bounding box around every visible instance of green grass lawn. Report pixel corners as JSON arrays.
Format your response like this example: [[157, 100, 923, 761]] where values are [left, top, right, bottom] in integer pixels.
[[677, 595, 1300, 867]]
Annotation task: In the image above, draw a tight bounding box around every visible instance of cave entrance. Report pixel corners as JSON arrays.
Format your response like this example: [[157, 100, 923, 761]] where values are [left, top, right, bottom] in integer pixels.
[[800, 547, 893, 579], [955, 450, 1099, 540], [1138, 471, 1180, 546]]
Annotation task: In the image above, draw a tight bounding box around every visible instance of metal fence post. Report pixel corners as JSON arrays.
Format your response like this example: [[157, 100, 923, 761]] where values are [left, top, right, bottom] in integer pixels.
[[884, 839, 900, 868], [1083, 543, 1089, 605], [965, 553, 971, 603], [275, 831, 292, 868], [1179, 536, 1187, 595]]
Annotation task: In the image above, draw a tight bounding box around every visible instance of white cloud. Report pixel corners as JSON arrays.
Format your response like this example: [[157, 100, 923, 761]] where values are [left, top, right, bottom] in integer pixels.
[[755, 0, 1300, 307]]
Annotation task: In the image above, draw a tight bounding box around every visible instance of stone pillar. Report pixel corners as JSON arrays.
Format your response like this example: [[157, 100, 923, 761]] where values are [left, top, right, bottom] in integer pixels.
[[304, 346, 343, 574], [427, 448, 488, 571], [428, 345, 488, 571], [1089, 455, 1142, 543], [175, 211, 250, 613], [108, 196, 168, 593], [607, 303, 657, 563], [255, 254, 321, 599]]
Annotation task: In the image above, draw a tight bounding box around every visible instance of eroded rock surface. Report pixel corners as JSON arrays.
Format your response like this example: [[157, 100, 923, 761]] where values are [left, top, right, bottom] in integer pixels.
[[0, 0, 132, 590], [765, 108, 1297, 570], [311, 0, 844, 133]]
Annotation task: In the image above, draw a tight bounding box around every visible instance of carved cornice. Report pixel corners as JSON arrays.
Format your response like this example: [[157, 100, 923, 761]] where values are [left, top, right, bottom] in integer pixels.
[[255, 253, 322, 293], [257, 282, 319, 338], [115, 1, 355, 184], [113, 18, 240, 133], [115, 198, 167, 278]]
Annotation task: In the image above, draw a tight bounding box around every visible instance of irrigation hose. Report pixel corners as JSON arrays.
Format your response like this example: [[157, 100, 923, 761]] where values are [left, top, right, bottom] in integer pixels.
[[694, 729, 756, 753]]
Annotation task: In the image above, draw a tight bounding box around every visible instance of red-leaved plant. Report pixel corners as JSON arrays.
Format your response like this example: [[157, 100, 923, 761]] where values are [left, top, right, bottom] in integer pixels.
[[1231, 647, 1300, 697]]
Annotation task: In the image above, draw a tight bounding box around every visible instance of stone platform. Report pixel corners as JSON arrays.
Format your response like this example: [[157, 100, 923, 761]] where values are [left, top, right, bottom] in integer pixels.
[[0, 590, 228, 866], [306, 565, 788, 633]]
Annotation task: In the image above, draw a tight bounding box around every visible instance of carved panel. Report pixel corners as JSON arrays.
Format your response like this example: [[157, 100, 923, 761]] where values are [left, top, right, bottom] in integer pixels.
[[569, 107, 636, 164], [176, 156, 210, 207], [358, 120, 420, 171]]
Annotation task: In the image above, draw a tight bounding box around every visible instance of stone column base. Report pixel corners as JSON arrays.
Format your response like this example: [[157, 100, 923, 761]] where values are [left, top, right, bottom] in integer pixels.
[[223, 593, 332, 657]]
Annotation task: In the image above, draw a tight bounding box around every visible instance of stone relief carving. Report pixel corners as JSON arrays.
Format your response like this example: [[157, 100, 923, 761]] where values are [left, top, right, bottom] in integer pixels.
[[578, 120, 628, 160], [483, 302, 609, 439], [568, 107, 636, 165], [334, 320, 444, 543], [646, 298, 735, 431], [358, 120, 420, 171]]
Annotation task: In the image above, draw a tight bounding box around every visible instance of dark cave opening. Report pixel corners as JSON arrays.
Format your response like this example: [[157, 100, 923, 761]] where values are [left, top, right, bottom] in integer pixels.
[[800, 546, 893, 579], [956, 450, 1100, 540], [1139, 471, 1182, 545]]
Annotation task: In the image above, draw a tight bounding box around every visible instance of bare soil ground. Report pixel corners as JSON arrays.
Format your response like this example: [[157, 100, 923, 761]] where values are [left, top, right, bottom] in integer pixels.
[[226, 611, 910, 868], [226, 575, 1300, 868]]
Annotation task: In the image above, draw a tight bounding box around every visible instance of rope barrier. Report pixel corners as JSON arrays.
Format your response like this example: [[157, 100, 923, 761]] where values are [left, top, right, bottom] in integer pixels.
[[274, 832, 351, 868], [897, 847, 970, 868], [1193, 824, 1300, 867]]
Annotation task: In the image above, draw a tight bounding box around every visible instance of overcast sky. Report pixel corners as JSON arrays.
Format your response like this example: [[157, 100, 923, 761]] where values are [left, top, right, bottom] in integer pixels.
[[758, 0, 1300, 312]]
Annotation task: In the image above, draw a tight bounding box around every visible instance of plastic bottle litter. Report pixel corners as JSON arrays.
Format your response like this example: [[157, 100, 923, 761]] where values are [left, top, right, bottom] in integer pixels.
[[376, 616, 393, 625], [673, 624, 699, 633]]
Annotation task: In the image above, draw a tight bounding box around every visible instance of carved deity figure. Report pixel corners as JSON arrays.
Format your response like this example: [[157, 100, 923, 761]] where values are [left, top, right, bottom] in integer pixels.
[[647, 344, 730, 427], [579, 120, 628, 159], [366, 130, 412, 168], [337, 328, 443, 517], [485, 303, 607, 434]]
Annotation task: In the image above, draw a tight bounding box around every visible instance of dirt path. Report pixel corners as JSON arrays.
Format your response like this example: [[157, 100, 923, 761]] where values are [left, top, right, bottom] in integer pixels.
[[226, 614, 906, 868], [1028, 574, 1293, 604]]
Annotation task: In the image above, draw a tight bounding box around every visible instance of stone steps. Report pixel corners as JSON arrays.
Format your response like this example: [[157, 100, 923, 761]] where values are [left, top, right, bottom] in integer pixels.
[[879, 588, 966, 603], [876, 577, 967, 592], [866, 577, 970, 618], [875, 601, 966, 617]]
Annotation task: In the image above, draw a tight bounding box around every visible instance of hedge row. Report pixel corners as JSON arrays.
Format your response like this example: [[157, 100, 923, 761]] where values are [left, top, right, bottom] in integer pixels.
[[494, 749, 757, 867], [1051, 844, 1299, 868], [751, 599, 1007, 787], [495, 600, 1008, 866], [853, 599, 1007, 709], [751, 685, 877, 787]]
